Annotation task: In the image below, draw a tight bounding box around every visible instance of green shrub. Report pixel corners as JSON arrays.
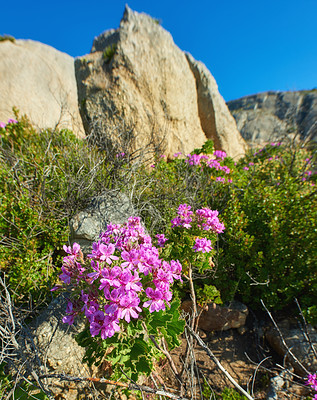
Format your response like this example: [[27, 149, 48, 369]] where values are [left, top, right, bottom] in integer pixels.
[[133, 140, 316, 319], [103, 43, 117, 63], [0, 116, 130, 306], [0, 35, 15, 43], [219, 142, 316, 317]]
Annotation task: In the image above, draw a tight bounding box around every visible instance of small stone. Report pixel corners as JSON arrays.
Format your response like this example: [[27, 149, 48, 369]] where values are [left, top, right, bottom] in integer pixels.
[[237, 326, 248, 335]]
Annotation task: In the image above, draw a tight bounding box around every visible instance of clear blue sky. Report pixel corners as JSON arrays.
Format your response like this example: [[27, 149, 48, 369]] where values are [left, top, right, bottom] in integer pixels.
[[2, 0, 316, 101]]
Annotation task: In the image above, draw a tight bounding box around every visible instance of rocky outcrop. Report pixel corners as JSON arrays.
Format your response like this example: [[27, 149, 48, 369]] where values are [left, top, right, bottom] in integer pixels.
[[0, 39, 85, 137], [75, 6, 246, 159], [185, 54, 247, 159], [228, 90, 317, 146]]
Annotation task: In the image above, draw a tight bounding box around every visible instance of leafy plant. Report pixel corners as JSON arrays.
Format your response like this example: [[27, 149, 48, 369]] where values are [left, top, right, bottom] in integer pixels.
[[0, 35, 15, 43], [0, 116, 132, 306], [55, 217, 185, 383], [103, 43, 117, 63]]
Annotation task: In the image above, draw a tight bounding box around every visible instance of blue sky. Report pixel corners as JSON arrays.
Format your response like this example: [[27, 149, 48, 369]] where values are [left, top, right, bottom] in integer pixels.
[[2, 0, 316, 101]]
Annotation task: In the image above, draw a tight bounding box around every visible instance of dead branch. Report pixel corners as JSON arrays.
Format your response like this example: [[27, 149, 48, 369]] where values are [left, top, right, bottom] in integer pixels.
[[186, 325, 254, 400], [295, 298, 317, 361], [261, 299, 310, 375], [38, 373, 189, 400]]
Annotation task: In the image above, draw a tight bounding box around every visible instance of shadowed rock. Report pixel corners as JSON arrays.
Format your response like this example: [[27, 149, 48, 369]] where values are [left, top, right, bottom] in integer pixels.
[[228, 90, 317, 146]]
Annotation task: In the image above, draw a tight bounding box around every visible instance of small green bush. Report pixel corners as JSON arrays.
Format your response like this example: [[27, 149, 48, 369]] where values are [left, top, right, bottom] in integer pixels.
[[0, 35, 15, 43], [103, 43, 117, 63], [219, 142, 316, 317]]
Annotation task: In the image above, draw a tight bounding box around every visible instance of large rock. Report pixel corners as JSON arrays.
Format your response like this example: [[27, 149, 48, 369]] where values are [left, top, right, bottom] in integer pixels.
[[228, 90, 317, 146], [30, 295, 91, 399], [185, 54, 247, 159], [75, 6, 246, 159], [0, 39, 85, 137]]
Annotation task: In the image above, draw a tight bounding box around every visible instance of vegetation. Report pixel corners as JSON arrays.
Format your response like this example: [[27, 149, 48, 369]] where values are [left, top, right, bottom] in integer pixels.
[[0, 115, 316, 398], [0, 35, 15, 43], [135, 140, 316, 322], [103, 43, 117, 63], [0, 115, 132, 307]]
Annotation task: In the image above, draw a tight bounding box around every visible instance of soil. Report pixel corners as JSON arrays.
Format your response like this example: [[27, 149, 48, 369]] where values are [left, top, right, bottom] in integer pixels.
[[151, 310, 313, 400]]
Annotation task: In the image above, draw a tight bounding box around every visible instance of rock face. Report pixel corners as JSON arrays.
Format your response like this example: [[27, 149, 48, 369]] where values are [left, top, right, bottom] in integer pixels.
[[228, 90, 317, 146], [0, 39, 85, 137], [75, 6, 246, 159], [185, 54, 247, 159], [182, 300, 248, 331]]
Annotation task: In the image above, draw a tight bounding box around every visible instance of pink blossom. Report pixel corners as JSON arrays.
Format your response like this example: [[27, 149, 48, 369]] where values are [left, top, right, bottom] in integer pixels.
[[213, 150, 227, 160], [216, 177, 225, 183], [118, 291, 142, 323], [156, 233, 168, 247], [193, 238, 213, 253], [143, 287, 166, 313]]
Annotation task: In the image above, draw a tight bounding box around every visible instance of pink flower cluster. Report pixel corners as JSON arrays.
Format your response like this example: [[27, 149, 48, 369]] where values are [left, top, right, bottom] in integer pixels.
[[171, 204, 225, 235], [185, 153, 230, 174], [0, 118, 18, 128], [184, 152, 231, 184], [307, 374, 317, 399], [213, 150, 227, 160], [193, 238, 213, 253], [171, 204, 193, 229], [195, 208, 225, 233], [57, 217, 182, 340]]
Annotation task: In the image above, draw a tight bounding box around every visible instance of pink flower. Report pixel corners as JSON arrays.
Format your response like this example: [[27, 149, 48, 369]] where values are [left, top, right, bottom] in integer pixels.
[[156, 234, 168, 247], [143, 287, 166, 313], [63, 242, 82, 259], [216, 177, 225, 183], [7, 119, 17, 124], [171, 204, 193, 229], [0, 122, 6, 128], [213, 150, 227, 160], [193, 238, 213, 253], [307, 373, 317, 391], [243, 166, 249, 171], [118, 291, 142, 323], [100, 315, 120, 339]]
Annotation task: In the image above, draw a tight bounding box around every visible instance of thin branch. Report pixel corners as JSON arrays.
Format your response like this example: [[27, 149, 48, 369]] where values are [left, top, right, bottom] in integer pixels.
[[187, 325, 254, 400], [295, 298, 317, 360], [261, 299, 310, 375], [38, 373, 189, 400]]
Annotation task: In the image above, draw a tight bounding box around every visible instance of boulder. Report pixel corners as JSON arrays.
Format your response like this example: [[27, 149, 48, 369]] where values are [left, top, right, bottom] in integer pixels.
[[265, 319, 317, 375], [227, 90, 317, 146], [30, 295, 89, 399], [75, 6, 246, 159], [0, 39, 85, 137], [182, 300, 248, 331], [69, 191, 135, 253]]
